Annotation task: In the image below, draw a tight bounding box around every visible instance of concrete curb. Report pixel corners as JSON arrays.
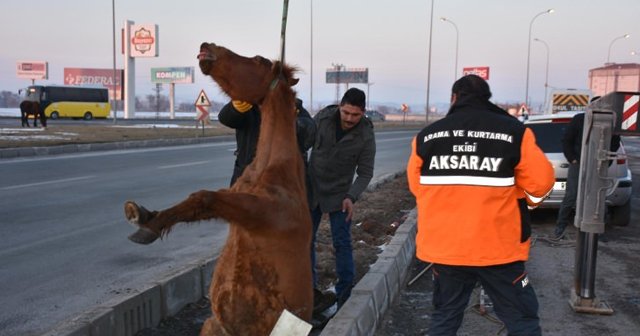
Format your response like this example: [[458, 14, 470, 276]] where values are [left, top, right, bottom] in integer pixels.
[[41, 258, 217, 336], [319, 209, 417, 336], [0, 135, 235, 159], [40, 171, 413, 336]]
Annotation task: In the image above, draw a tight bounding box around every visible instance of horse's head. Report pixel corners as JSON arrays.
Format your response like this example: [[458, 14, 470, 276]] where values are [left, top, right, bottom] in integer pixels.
[[197, 42, 298, 104]]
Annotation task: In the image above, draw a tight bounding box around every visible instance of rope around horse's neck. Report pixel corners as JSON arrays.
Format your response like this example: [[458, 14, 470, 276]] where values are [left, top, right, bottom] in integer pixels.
[[270, 0, 289, 91], [279, 0, 289, 66]]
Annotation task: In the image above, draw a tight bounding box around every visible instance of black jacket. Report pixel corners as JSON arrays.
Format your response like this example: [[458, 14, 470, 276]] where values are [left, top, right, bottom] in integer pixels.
[[562, 113, 620, 163], [218, 99, 316, 187]]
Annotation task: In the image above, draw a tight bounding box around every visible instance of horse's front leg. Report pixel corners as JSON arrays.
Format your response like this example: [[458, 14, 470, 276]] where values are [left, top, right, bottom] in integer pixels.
[[124, 189, 278, 245]]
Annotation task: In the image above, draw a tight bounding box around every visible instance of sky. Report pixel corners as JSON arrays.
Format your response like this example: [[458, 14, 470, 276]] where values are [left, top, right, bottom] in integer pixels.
[[1, 0, 639, 113]]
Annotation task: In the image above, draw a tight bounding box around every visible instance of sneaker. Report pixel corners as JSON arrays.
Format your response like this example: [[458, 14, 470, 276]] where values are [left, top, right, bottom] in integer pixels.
[[550, 232, 565, 241], [313, 288, 336, 315]]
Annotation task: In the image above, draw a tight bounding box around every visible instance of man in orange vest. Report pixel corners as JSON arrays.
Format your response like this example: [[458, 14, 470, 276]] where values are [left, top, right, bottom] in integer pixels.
[[407, 75, 554, 335]]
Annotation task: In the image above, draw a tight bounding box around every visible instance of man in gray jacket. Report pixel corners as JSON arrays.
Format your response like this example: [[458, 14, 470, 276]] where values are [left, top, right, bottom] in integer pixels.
[[309, 88, 376, 313]]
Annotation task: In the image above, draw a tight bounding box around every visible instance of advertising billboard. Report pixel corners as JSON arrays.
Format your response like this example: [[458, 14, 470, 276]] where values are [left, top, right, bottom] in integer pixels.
[[462, 66, 490, 80], [16, 61, 48, 80], [326, 68, 369, 84], [64, 68, 124, 100], [130, 24, 159, 57], [151, 67, 194, 84]]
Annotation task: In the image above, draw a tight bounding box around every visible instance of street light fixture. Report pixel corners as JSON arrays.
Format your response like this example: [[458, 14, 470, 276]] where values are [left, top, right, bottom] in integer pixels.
[[534, 38, 550, 111], [525, 8, 554, 108], [607, 34, 630, 64], [440, 17, 459, 82]]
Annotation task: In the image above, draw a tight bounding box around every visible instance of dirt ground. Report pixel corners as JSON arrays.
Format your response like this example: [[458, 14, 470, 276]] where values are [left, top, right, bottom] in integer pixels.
[[135, 173, 416, 336]]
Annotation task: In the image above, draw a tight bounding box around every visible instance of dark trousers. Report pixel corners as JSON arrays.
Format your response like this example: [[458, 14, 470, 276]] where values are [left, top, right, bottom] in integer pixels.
[[555, 162, 579, 236], [310, 205, 354, 304], [429, 262, 541, 336]]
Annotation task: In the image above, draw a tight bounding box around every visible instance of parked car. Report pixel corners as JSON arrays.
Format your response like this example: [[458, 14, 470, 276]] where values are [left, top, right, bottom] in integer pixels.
[[365, 110, 385, 121], [524, 112, 632, 226]]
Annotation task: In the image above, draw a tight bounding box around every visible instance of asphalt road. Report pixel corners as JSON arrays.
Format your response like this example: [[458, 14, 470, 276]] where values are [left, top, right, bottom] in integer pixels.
[[0, 129, 418, 335]]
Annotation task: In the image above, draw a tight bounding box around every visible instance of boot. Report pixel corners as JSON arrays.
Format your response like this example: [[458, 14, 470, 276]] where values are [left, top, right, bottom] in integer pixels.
[[313, 288, 336, 315]]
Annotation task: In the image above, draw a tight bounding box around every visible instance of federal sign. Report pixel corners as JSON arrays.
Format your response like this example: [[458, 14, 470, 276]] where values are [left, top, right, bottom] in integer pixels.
[[64, 67, 124, 100], [462, 66, 490, 80], [16, 61, 48, 80]]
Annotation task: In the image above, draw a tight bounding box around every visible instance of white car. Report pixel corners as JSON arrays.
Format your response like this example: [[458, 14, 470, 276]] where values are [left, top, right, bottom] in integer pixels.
[[524, 112, 632, 226]]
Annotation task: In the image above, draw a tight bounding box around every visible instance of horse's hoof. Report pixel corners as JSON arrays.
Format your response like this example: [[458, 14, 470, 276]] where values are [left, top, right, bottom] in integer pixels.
[[128, 227, 159, 245], [124, 201, 142, 226]]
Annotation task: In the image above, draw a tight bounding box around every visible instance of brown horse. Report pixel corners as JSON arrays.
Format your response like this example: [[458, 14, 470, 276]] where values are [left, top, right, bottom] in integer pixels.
[[20, 101, 47, 128], [123, 42, 312, 335]]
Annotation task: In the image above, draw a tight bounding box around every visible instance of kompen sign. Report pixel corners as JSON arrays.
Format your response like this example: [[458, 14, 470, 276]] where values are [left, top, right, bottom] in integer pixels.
[[150, 67, 194, 84]]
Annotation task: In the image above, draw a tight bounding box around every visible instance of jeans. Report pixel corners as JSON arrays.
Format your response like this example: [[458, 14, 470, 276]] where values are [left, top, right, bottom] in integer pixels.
[[310, 205, 354, 303], [555, 162, 579, 237], [429, 262, 541, 336]]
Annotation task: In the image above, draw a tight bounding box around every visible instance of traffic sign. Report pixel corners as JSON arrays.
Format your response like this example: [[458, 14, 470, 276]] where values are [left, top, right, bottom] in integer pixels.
[[519, 104, 529, 116], [195, 89, 211, 107], [401, 103, 409, 113]]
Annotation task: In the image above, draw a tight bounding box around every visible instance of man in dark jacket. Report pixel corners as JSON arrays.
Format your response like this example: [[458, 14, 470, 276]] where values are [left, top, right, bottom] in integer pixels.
[[218, 98, 316, 189], [308, 88, 376, 312]]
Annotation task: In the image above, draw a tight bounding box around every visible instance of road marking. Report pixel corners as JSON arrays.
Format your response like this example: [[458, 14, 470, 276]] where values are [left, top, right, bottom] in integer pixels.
[[158, 160, 213, 169], [1, 175, 95, 190]]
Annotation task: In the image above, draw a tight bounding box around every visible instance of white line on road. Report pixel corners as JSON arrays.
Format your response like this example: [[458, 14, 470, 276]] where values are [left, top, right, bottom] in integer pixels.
[[158, 160, 213, 169], [1, 175, 96, 191]]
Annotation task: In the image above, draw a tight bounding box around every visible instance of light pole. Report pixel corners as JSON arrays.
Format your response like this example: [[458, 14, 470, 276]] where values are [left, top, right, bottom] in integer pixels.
[[534, 38, 550, 112], [310, 0, 314, 113], [525, 8, 554, 108], [425, 0, 434, 124], [607, 34, 630, 64], [366, 82, 374, 111], [440, 17, 459, 82], [111, 0, 118, 124]]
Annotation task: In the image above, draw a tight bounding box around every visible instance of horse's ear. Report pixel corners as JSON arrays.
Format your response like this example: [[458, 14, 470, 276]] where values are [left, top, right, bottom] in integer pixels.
[[289, 77, 299, 87]]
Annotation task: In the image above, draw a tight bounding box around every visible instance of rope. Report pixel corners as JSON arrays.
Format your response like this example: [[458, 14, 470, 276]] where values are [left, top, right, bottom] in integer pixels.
[[279, 0, 289, 65]]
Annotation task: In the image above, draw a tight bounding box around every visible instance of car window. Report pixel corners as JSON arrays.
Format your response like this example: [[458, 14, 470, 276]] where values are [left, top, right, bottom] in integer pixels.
[[526, 123, 569, 153]]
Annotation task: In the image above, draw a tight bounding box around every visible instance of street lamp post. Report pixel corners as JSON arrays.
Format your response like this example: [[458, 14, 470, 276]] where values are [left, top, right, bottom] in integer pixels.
[[440, 17, 459, 82], [366, 82, 374, 111], [534, 38, 550, 111], [111, 0, 118, 124], [525, 8, 554, 108], [607, 34, 631, 64]]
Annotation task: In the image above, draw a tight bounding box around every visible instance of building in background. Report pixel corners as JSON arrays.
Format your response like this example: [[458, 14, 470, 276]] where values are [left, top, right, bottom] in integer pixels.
[[589, 63, 640, 97]]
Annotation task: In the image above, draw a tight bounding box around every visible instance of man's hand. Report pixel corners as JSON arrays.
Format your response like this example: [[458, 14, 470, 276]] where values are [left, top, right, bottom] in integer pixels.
[[342, 198, 354, 222]]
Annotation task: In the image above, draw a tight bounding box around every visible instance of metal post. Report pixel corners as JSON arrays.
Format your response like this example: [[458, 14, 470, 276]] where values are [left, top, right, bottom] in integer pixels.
[[111, 0, 118, 124], [534, 38, 550, 112], [525, 9, 553, 108], [425, 0, 434, 124], [310, 0, 313, 114], [440, 17, 459, 82]]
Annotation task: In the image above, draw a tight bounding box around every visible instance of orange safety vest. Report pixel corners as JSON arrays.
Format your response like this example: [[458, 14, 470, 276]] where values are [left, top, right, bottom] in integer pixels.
[[407, 106, 554, 266]]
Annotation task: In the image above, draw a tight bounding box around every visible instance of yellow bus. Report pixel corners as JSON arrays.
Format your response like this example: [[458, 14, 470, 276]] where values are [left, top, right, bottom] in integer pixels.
[[25, 85, 111, 120]]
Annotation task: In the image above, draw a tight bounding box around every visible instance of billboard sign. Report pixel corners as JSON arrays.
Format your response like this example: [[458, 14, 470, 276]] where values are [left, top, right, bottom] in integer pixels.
[[326, 68, 368, 84], [64, 68, 124, 100], [151, 67, 194, 84], [16, 61, 48, 80], [462, 66, 490, 80], [130, 24, 159, 57]]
